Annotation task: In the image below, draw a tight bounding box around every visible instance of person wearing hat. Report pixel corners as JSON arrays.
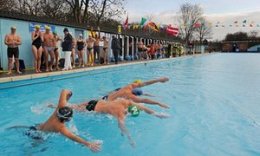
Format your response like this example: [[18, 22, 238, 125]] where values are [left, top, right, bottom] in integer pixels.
[[43, 26, 55, 71], [61, 28, 73, 70], [55, 97, 169, 148], [9, 89, 102, 152], [4, 26, 22, 75], [32, 25, 44, 73], [105, 77, 170, 109]]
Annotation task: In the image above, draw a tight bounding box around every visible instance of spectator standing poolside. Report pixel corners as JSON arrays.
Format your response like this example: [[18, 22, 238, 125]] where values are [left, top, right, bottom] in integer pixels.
[[53, 32, 61, 70], [4, 26, 22, 75], [111, 36, 121, 64], [62, 28, 73, 71], [102, 36, 109, 64], [32, 25, 44, 73], [43, 26, 55, 71], [94, 35, 100, 64], [76, 34, 85, 67], [71, 38, 76, 68], [86, 35, 95, 66]]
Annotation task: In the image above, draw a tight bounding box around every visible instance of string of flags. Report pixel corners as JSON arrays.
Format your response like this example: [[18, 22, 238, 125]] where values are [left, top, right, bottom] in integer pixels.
[[214, 20, 260, 28]]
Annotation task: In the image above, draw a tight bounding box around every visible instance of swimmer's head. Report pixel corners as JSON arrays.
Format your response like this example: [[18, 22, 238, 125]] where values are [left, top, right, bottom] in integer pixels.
[[45, 26, 50, 31], [57, 106, 73, 122], [133, 79, 142, 84], [132, 88, 143, 96], [35, 25, 40, 30], [128, 105, 140, 117]]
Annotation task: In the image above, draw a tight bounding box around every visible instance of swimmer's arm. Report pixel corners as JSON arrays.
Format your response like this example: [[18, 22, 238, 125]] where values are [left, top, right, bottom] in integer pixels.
[[117, 114, 136, 147], [4, 35, 9, 45], [132, 103, 170, 119], [129, 95, 169, 109], [60, 127, 101, 152], [16, 36, 22, 45], [57, 89, 72, 109], [138, 77, 169, 87], [32, 32, 38, 41]]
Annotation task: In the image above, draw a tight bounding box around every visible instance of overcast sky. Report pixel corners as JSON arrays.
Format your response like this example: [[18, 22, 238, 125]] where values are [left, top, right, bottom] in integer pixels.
[[125, 0, 260, 40]]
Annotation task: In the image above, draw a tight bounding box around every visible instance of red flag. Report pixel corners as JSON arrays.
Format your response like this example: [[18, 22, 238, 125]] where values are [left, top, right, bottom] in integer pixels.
[[123, 16, 128, 30], [166, 25, 179, 36]]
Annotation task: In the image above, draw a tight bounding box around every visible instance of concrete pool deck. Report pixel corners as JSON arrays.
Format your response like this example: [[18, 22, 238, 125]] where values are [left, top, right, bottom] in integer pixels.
[[0, 54, 206, 84]]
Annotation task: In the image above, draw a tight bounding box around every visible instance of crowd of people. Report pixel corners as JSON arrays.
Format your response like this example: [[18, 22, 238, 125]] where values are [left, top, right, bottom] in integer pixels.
[[4, 25, 172, 75], [9, 77, 170, 152]]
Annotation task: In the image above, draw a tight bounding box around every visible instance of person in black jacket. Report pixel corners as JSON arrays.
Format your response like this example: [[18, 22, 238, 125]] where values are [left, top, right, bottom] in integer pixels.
[[111, 36, 121, 64], [62, 28, 73, 70]]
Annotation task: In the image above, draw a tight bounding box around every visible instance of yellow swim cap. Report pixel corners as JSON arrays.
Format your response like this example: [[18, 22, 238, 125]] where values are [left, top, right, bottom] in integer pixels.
[[45, 26, 50, 30], [133, 80, 142, 84], [35, 25, 40, 29]]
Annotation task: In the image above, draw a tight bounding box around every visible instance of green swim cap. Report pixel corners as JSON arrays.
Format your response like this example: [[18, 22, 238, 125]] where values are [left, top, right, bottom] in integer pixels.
[[128, 105, 140, 117]]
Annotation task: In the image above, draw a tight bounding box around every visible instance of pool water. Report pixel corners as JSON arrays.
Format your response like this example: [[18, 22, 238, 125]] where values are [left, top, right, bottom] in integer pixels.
[[0, 53, 259, 156]]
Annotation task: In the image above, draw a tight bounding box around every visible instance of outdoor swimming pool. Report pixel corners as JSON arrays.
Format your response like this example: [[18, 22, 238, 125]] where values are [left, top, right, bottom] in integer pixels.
[[0, 53, 259, 156]]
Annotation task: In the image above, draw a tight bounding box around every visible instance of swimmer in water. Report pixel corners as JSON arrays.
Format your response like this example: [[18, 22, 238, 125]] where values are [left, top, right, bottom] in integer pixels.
[[102, 77, 170, 109], [9, 90, 101, 152], [69, 98, 169, 147]]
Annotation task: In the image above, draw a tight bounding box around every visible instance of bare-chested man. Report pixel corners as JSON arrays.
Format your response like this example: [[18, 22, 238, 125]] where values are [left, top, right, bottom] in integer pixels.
[[43, 26, 55, 71], [103, 77, 170, 109], [68, 98, 169, 147], [86, 35, 96, 66], [53, 32, 61, 70], [10, 90, 101, 152], [4, 26, 22, 75], [102, 36, 109, 64]]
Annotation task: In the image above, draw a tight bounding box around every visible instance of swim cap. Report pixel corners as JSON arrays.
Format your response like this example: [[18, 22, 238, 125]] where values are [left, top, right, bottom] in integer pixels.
[[133, 80, 142, 84], [35, 25, 40, 29], [57, 106, 73, 122], [132, 88, 143, 96], [45, 26, 50, 30], [128, 105, 140, 117]]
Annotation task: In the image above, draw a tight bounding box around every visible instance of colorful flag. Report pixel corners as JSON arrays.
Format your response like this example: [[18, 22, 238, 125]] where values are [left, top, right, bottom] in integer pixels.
[[193, 22, 201, 28], [166, 25, 179, 36], [146, 21, 159, 32], [140, 17, 147, 27], [123, 16, 128, 30]]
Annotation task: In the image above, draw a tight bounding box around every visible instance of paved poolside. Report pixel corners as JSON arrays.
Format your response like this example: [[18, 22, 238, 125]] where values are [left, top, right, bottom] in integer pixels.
[[0, 54, 205, 83]]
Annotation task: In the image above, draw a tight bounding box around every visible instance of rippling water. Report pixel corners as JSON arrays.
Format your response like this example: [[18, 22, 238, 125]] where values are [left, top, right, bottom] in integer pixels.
[[0, 53, 259, 156]]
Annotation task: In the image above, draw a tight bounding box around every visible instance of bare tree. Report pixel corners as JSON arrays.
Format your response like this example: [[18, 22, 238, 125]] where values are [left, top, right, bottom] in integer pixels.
[[177, 3, 203, 45], [64, 0, 90, 24], [195, 18, 212, 44], [0, 0, 16, 11], [90, 0, 126, 27], [16, 0, 43, 16], [41, 0, 70, 19]]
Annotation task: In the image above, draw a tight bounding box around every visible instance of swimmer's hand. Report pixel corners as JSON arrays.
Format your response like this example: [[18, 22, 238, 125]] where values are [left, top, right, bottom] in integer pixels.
[[153, 112, 170, 119], [47, 104, 56, 108], [159, 103, 170, 109], [86, 141, 102, 153], [160, 77, 169, 83]]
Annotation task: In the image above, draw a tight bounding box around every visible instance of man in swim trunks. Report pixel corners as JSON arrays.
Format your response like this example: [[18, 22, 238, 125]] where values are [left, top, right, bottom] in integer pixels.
[[86, 35, 96, 66], [69, 98, 169, 147], [43, 26, 55, 71], [102, 36, 109, 64], [53, 32, 61, 70], [18, 90, 101, 152], [105, 77, 170, 109], [4, 26, 22, 75]]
